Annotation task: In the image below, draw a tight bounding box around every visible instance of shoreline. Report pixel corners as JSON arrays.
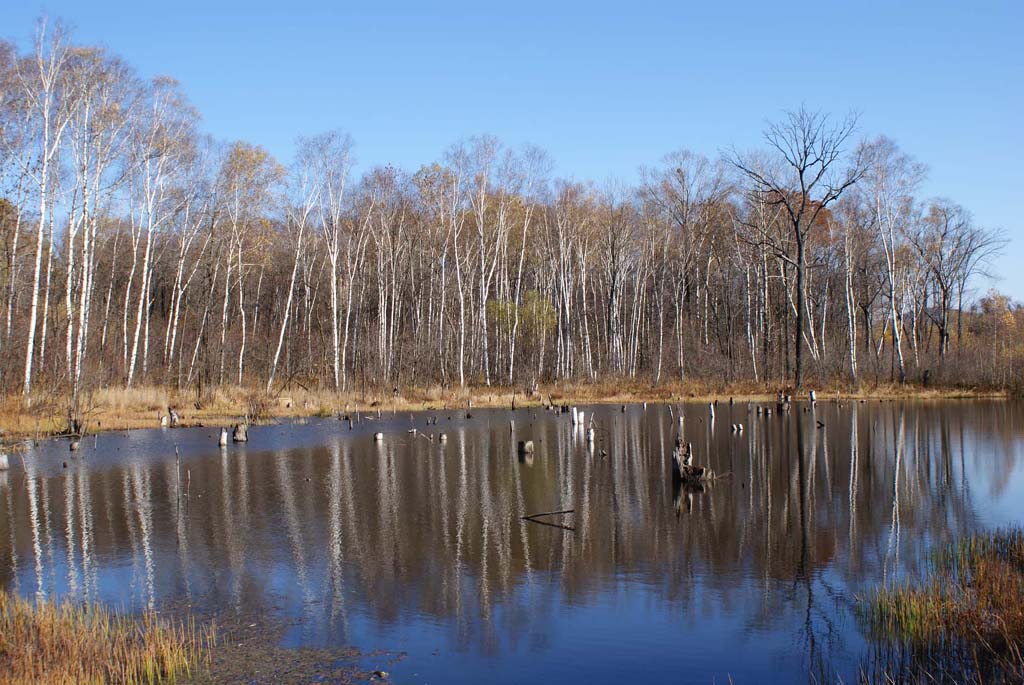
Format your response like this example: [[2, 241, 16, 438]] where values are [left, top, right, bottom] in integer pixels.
[[0, 381, 1011, 443]]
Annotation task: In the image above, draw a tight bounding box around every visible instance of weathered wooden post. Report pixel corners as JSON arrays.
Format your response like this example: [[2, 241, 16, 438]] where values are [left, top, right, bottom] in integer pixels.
[[218, 428, 228, 447], [373, 432, 384, 442]]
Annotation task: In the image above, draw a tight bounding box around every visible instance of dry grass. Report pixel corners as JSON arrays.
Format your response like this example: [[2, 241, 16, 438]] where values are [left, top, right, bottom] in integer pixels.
[[860, 529, 1024, 682], [0, 589, 212, 685], [0, 379, 1008, 440]]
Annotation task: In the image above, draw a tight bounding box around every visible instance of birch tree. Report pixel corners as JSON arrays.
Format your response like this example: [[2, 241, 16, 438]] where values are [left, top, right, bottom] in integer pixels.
[[13, 20, 79, 396], [857, 136, 925, 384]]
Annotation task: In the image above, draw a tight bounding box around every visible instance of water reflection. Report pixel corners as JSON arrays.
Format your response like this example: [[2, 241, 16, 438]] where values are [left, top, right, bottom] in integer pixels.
[[0, 400, 1022, 682]]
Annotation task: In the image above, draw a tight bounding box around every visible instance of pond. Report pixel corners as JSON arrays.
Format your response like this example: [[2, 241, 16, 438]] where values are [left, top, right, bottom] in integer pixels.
[[2, 400, 1024, 683]]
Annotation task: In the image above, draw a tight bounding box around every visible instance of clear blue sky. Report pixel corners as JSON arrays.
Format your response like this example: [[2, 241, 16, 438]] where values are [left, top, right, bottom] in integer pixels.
[[7, 0, 1023, 298]]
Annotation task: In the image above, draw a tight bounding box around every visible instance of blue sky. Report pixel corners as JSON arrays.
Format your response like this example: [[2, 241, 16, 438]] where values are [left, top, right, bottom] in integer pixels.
[[6, 0, 1023, 298]]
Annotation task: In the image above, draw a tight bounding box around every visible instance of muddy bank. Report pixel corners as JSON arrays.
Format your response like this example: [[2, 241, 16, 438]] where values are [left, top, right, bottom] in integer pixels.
[[173, 603, 403, 685]]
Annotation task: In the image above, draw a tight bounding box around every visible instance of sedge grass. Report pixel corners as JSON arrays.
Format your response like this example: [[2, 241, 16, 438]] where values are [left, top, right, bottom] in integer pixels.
[[0, 589, 213, 685], [860, 528, 1024, 681]]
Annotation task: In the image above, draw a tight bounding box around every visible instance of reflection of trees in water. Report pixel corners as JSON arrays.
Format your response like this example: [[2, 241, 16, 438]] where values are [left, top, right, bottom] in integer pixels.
[[0, 401, 1019, 663]]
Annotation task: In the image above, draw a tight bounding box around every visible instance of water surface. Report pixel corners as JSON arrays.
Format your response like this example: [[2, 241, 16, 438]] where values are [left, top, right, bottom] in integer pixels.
[[3, 400, 1024, 683]]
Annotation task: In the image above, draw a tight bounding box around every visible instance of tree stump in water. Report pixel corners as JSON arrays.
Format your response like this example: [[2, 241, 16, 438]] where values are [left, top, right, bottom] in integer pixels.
[[232, 424, 248, 443], [672, 460, 714, 485]]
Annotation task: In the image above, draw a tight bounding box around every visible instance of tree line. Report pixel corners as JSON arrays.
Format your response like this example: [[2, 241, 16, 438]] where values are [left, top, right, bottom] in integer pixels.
[[0, 20, 1013, 408]]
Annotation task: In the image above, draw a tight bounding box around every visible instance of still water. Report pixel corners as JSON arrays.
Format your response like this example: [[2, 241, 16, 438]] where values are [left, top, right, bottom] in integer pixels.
[[3, 400, 1024, 683]]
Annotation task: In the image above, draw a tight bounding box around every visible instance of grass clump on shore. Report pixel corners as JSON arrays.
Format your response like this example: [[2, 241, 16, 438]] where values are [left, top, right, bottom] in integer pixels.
[[0, 589, 213, 685], [860, 529, 1024, 682]]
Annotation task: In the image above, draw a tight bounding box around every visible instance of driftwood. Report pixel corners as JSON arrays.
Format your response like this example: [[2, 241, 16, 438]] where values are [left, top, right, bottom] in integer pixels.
[[522, 508, 575, 531]]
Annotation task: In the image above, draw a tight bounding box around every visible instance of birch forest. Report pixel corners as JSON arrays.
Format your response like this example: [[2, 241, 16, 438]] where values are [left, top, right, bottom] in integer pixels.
[[0, 23, 1013, 408]]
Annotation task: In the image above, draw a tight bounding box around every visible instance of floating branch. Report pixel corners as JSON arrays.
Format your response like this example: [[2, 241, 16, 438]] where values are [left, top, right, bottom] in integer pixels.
[[521, 508, 577, 531]]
